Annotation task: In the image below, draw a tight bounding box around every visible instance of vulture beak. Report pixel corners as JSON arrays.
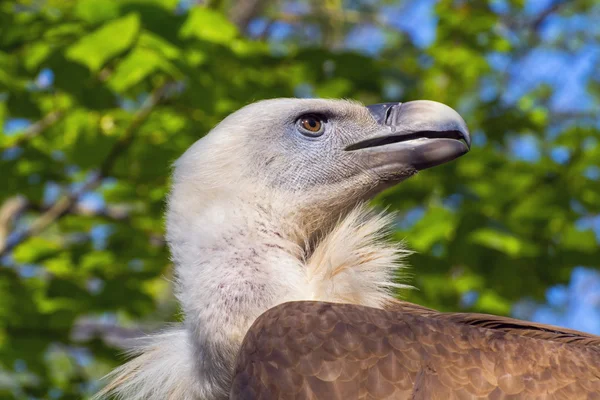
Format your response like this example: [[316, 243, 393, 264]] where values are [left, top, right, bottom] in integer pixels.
[[346, 100, 471, 177]]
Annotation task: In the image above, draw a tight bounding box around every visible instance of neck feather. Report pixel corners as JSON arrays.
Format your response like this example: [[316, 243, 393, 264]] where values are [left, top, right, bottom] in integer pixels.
[[99, 196, 411, 400]]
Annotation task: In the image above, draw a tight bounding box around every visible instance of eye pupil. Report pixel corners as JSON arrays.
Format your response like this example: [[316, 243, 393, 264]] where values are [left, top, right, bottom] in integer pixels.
[[299, 115, 323, 134]]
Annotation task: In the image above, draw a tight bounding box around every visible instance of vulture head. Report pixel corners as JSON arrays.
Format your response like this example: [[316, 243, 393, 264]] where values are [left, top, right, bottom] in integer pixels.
[[101, 98, 470, 400], [170, 99, 469, 227], [168, 99, 470, 258]]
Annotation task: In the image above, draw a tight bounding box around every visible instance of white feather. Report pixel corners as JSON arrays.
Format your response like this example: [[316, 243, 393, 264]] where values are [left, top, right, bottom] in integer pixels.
[[96, 99, 413, 400], [96, 203, 411, 400], [306, 205, 412, 307]]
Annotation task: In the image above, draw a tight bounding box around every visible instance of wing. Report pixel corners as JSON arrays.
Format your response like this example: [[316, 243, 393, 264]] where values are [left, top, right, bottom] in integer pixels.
[[230, 301, 600, 400], [385, 299, 600, 346]]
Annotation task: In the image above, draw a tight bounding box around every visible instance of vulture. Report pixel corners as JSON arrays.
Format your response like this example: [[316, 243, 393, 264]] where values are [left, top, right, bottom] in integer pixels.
[[98, 99, 600, 400]]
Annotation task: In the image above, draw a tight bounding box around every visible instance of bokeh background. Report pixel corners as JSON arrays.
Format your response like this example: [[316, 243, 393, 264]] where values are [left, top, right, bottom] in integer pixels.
[[1, 0, 599, 398]]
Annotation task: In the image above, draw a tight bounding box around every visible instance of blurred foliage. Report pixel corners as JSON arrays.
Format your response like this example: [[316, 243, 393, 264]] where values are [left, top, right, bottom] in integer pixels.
[[0, 0, 599, 398]]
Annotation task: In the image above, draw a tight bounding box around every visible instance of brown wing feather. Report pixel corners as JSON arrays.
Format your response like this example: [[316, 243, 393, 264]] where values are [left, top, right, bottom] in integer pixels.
[[385, 299, 600, 346], [230, 301, 600, 400]]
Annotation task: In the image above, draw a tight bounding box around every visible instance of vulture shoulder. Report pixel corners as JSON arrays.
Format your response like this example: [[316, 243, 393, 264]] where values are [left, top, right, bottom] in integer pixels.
[[385, 300, 600, 346], [230, 301, 600, 400]]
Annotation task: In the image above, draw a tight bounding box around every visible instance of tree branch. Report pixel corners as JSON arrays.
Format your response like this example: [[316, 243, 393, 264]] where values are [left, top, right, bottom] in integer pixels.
[[228, 0, 269, 32], [531, 0, 569, 31], [0, 85, 169, 257], [501, 0, 570, 34], [73, 203, 131, 221], [272, 9, 400, 36], [3, 110, 64, 148], [0, 196, 28, 252]]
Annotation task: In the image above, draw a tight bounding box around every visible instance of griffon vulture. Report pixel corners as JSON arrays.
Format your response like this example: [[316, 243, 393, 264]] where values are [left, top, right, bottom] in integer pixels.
[[99, 99, 600, 400]]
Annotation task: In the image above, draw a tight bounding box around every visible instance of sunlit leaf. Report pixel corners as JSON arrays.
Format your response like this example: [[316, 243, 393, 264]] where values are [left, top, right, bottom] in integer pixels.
[[108, 47, 165, 92], [476, 290, 511, 315], [23, 42, 53, 71], [66, 13, 141, 72], [469, 228, 539, 257], [561, 226, 597, 253], [138, 32, 181, 59], [180, 8, 237, 44], [13, 238, 61, 264], [407, 207, 457, 252], [74, 0, 120, 24]]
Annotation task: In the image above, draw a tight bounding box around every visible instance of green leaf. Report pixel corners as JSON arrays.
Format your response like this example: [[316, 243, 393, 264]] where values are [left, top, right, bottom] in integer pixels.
[[561, 226, 597, 253], [80, 251, 116, 274], [44, 23, 86, 41], [407, 207, 457, 252], [108, 44, 182, 93], [138, 32, 181, 59], [476, 290, 512, 315], [107, 47, 164, 92], [24, 42, 53, 70], [74, 0, 120, 24], [180, 8, 237, 44], [44, 253, 76, 279], [453, 272, 484, 294], [13, 237, 61, 264], [315, 78, 353, 98], [469, 228, 539, 257], [66, 13, 141, 72], [0, 102, 5, 137]]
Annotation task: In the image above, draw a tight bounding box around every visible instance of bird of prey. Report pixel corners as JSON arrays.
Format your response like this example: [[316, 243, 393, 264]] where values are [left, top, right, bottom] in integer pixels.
[[98, 99, 600, 400]]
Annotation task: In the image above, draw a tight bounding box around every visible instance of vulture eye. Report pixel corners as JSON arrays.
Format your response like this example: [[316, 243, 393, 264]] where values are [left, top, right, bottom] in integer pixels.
[[297, 114, 325, 137]]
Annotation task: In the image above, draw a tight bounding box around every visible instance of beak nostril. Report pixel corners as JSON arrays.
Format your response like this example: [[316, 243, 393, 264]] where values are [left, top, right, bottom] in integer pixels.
[[384, 103, 397, 125], [366, 102, 400, 125]]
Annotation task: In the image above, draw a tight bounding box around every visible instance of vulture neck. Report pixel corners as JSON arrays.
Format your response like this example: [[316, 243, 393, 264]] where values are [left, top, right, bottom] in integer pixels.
[[173, 196, 308, 347], [165, 190, 409, 399]]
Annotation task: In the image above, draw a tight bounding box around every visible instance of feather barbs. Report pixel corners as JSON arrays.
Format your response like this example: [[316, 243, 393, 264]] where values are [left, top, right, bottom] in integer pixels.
[[305, 205, 413, 308]]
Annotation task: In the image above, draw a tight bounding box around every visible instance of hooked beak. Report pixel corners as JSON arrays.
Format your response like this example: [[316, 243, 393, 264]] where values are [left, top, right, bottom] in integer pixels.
[[346, 100, 470, 181]]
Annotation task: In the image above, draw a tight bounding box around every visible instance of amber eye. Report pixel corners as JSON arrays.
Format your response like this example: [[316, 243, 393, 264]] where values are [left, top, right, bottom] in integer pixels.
[[297, 114, 325, 136]]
